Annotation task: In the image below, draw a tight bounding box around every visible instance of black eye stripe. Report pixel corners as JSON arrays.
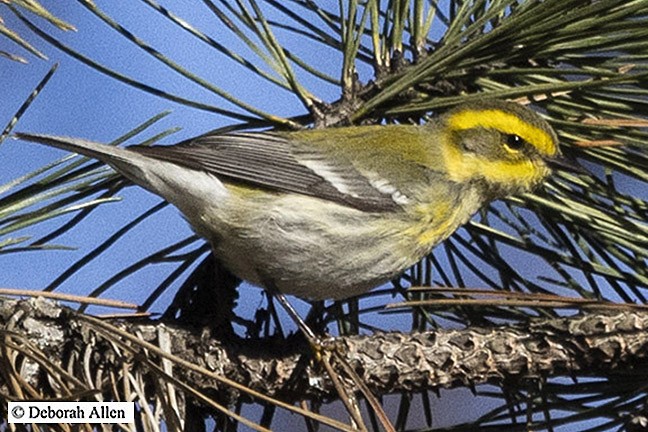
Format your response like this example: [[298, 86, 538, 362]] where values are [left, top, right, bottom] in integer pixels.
[[506, 134, 525, 150]]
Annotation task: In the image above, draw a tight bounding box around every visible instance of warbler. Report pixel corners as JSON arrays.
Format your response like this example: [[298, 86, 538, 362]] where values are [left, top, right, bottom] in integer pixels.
[[16, 100, 572, 300]]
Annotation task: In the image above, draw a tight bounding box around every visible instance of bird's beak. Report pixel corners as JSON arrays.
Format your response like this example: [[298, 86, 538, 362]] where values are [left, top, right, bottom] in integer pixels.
[[545, 154, 588, 175]]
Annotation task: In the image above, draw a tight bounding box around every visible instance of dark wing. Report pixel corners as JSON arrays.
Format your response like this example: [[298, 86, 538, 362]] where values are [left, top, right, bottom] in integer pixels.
[[129, 131, 402, 212]]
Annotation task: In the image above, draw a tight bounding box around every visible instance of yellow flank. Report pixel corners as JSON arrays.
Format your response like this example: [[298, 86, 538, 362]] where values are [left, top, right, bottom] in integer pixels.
[[441, 138, 548, 186], [225, 183, 266, 198], [408, 201, 455, 247], [405, 187, 481, 248], [448, 109, 557, 156]]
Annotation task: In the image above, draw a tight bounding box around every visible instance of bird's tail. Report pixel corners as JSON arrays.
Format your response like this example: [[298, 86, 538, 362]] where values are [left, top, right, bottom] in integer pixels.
[[13, 132, 164, 196], [14, 133, 134, 164], [14, 132, 224, 208]]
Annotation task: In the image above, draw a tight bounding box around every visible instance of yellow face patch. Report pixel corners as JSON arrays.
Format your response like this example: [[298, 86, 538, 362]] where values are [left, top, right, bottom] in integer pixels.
[[441, 140, 549, 186], [448, 109, 557, 156]]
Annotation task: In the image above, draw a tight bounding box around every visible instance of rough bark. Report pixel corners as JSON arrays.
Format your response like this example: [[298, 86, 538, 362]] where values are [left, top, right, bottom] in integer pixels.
[[2, 297, 648, 406]]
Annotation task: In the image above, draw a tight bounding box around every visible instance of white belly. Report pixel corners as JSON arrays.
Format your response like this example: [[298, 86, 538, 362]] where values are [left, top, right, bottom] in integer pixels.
[[208, 193, 418, 299], [151, 168, 482, 300]]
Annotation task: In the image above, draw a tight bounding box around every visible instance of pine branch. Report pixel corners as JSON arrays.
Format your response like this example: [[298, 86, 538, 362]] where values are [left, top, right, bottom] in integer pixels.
[[3, 298, 648, 406]]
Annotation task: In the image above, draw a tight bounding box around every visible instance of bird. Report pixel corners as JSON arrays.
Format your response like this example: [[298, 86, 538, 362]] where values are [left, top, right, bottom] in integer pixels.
[[15, 100, 572, 300]]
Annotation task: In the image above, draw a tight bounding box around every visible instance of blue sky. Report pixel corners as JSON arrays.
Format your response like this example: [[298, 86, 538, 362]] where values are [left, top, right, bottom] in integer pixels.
[[3, 2, 641, 429], [0, 3, 500, 428], [5, 0, 645, 340], [2, 2, 336, 308], [4, 3, 644, 312], [2, 2, 440, 315]]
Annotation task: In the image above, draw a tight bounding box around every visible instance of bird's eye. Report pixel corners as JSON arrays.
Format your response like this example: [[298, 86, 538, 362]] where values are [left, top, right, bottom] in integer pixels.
[[504, 134, 525, 152]]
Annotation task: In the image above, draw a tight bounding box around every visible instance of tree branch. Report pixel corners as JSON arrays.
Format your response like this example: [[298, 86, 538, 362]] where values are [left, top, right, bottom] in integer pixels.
[[2, 297, 648, 406]]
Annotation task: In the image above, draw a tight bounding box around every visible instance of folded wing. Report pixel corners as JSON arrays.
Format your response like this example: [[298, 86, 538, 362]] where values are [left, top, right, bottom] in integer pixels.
[[131, 131, 403, 212]]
